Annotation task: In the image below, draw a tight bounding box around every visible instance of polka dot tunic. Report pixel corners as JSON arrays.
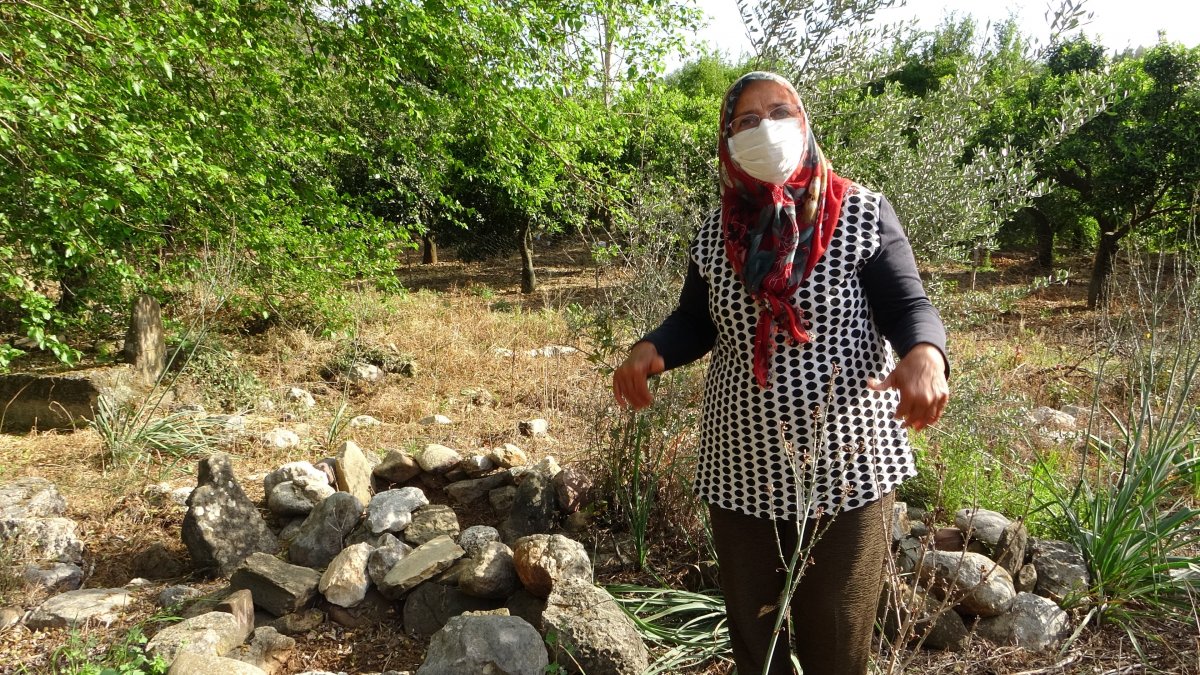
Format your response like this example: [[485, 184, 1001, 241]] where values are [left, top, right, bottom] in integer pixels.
[[643, 187, 947, 520]]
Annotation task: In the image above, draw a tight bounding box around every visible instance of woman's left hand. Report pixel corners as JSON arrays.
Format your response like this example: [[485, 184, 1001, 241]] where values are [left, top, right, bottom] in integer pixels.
[[867, 343, 948, 431]]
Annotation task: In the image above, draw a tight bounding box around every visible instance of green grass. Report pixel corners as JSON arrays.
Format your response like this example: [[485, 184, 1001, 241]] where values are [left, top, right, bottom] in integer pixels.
[[608, 584, 732, 674]]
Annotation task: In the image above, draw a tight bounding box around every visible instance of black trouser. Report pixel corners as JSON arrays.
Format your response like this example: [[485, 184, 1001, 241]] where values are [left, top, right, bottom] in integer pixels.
[[708, 492, 894, 675]]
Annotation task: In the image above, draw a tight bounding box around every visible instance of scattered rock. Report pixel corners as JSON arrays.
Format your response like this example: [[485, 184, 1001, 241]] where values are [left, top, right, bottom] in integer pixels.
[[918, 550, 1016, 617], [401, 582, 505, 637], [420, 415, 453, 426], [287, 388, 316, 409], [319, 543, 374, 608], [225, 626, 296, 675], [260, 428, 301, 450], [975, 592, 1070, 652], [348, 363, 385, 384], [349, 415, 382, 428], [335, 440, 374, 507], [418, 444, 462, 474], [518, 418, 548, 437], [954, 508, 1011, 548], [288, 492, 362, 569], [405, 505, 460, 546], [459, 542, 519, 600], [487, 444, 528, 469], [366, 488, 429, 534], [0, 477, 66, 519], [26, 588, 132, 629], [543, 578, 649, 675], [458, 526, 501, 558], [22, 562, 83, 592], [513, 534, 592, 599], [373, 450, 422, 484], [1030, 539, 1089, 604], [1025, 406, 1076, 430], [167, 652, 267, 675], [416, 614, 548, 675], [182, 453, 279, 577], [0, 367, 142, 432], [0, 607, 23, 631], [145, 610, 253, 663]]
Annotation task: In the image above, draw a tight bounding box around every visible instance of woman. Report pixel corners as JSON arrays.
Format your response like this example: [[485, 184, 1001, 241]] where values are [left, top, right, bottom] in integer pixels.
[[612, 72, 949, 674]]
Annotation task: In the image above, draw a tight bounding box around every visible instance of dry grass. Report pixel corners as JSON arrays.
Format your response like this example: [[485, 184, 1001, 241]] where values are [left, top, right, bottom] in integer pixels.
[[0, 244, 1197, 674]]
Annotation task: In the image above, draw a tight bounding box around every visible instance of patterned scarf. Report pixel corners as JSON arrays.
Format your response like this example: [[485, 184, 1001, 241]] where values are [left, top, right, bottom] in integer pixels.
[[719, 72, 852, 389]]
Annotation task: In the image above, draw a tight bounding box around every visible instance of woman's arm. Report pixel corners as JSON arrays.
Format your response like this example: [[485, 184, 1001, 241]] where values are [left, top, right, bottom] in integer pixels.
[[613, 259, 717, 410], [861, 195, 949, 429]]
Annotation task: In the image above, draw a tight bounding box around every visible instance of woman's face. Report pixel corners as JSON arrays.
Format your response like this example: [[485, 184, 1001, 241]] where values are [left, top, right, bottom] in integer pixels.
[[729, 80, 800, 135]]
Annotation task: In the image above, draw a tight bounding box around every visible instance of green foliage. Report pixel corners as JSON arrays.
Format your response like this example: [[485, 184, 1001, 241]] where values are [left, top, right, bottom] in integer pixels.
[[48, 622, 170, 675], [608, 584, 732, 674], [92, 395, 226, 470]]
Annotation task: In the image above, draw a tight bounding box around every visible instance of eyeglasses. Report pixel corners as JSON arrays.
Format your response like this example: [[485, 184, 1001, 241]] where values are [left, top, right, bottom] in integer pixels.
[[727, 104, 802, 135]]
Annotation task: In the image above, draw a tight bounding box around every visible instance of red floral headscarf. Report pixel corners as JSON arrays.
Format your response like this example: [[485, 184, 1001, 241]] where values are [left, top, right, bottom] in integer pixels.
[[719, 72, 853, 388]]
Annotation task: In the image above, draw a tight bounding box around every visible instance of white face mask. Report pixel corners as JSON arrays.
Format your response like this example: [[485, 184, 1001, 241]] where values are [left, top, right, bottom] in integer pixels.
[[727, 118, 806, 185]]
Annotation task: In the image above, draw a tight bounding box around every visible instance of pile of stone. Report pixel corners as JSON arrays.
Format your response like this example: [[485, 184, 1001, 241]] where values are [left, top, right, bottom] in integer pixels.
[[5, 438, 637, 675], [884, 505, 1090, 653], [0, 478, 86, 595]]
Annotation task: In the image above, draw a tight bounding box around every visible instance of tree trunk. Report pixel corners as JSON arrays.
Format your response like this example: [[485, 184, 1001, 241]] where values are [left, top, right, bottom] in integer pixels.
[[422, 232, 437, 265], [520, 223, 536, 294], [1030, 208, 1055, 270], [1087, 224, 1121, 309]]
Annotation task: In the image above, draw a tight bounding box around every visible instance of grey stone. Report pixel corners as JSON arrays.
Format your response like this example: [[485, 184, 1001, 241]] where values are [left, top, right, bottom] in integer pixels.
[[264, 463, 328, 497], [214, 589, 257, 642], [487, 444, 528, 469], [319, 543, 374, 608], [1031, 539, 1089, 603], [182, 453, 279, 577], [335, 440, 374, 507], [445, 474, 509, 506], [954, 508, 1012, 547], [405, 505, 460, 546], [420, 414, 453, 426], [368, 535, 413, 587], [27, 588, 132, 628], [458, 454, 495, 478], [995, 520, 1030, 575], [132, 542, 187, 580], [543, 578, 649, 675], [1025, 406, 1077, 430], [504, 589, 547, 632], [267, 481, 313, 518], [416, 615, 548, 675], [418, 444, 461, 474], [379, 536, 464, 599], [518, 418, 548, 436], [513, 534, 591, 599], [373, 450, 422, 484], [286, 388, 316, 408], [288, 492, 362, 569], [458, 526, 501, 558], [917, 550, 1016, 617], [123, 294, 166, 385], [552, 465, 594, 514], [225, 626, 296, 674], [366, 488, 429, 534], [349, 414, 381, 428], [348, 363, 385, 384], [259, 428, 301, 451], [892, 501, 912, 544], [147, 611, 253, 664], [0, 607, 22, 631], [503, 469, 557, 540], [167, 653, 267, 675], [401, 582, 505, 637], [975, 592, 1070, 652], [158, 585, 204, 609], [0, 477, 66, 519], [0, 517, 83, 564], [269, 609, 324, 635], [22, 562, 83, 592], [0, 366, 142, 431], [277, 519, 304, 543], [879, 581, 969, 652], [459, 542, 519, 600], [489, 486, 518, 515], [229, 552, 322, 617], [327, 588, 396, 628], [1016, 563, 1038, 594]]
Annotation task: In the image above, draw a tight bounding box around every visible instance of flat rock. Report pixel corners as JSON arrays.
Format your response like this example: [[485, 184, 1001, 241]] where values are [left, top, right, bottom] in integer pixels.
[[445, 474, 509, 506], [401, 582, 505, 637], [145, 610, 253, 663], [405, 505, 460, 546], [23, 562, 83, 592], [0, 477, 66, 519], [0, 366, 141, 432], [168, 652, 267, 675], [366, 488, 429, 534], [379, 536, 464, 599], [229, 552, 322, 617], [27, 588, 132, 629], [975, 592, 1070, 652], [0, 517, 84, 564], [954, 508, 1011, 547], [459, 542, 519, 600]]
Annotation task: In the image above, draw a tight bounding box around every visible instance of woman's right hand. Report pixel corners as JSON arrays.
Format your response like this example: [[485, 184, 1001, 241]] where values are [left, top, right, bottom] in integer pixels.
[[612, 341, 666, 410]]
